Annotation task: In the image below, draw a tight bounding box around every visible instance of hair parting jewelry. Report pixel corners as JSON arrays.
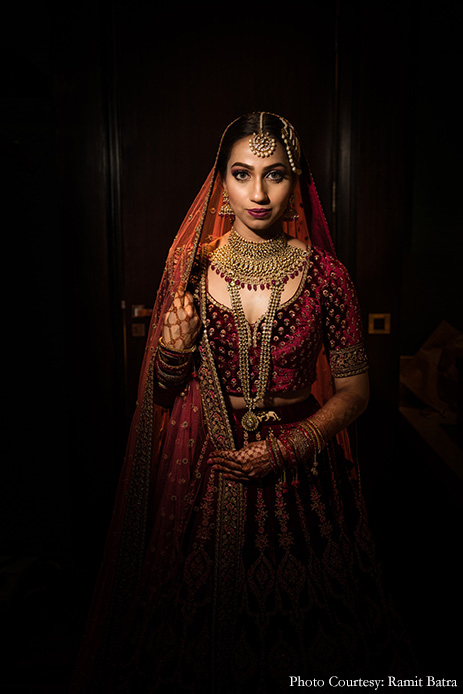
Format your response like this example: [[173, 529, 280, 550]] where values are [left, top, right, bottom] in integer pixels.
[[249, 112, 277, 159], [280, 118, 302, 175], [248, 112, 302, 175]]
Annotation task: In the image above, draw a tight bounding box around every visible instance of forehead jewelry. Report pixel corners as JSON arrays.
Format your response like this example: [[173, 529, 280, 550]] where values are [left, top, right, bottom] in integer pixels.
[[280, 118, 302, 175], [248, 112, 302, 174], [249, 112, 277, 159]]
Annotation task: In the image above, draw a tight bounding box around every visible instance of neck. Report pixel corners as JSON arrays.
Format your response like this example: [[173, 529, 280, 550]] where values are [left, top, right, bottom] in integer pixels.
[[233, 220, 284, 243]]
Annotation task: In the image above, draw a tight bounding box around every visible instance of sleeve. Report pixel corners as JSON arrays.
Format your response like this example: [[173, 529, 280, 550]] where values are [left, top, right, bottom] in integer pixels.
[[321, 255, 369, 378]]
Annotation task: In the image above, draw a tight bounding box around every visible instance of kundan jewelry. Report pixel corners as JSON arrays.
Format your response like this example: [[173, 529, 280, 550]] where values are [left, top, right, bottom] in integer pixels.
[[280, 118, 302, 175], [282, 194, 299, 221], [218, 189, 234, 217], [248, 112, 302, 175], [249, 112, 277, 159], [227, 275, 282, 433], [210, 230, 308, 433], [210, 228, 308, 291]]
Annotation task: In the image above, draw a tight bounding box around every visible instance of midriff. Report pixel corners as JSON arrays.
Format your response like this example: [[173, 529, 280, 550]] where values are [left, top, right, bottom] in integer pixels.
[[229, 385, 312, 410]]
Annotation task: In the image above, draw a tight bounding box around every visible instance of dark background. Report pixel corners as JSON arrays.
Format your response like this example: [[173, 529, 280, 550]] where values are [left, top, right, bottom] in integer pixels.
[[1, 1, 462, 691]]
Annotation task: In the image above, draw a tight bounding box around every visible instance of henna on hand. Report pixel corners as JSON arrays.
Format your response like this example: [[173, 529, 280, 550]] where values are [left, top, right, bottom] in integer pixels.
[[309, 385, 368, 442], [162, 281, 201, 351], [208, 441, 274, 482]]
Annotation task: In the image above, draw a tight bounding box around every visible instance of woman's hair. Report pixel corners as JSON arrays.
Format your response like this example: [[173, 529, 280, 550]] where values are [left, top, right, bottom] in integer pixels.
[[217, 112, 295, 180]]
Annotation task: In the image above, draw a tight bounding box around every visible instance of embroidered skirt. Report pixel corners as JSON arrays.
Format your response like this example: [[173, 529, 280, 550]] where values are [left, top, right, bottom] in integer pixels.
[[108, 397, 413, 693]]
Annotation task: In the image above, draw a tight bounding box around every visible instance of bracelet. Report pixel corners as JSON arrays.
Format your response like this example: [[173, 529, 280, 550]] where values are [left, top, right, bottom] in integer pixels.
[[155, 369, 189, 390], [154, 363, 188, 387], [297, 419, 326, 475], [273, 417, 327, 476], [154, 347, 192, 390], [266, 417, 327, 477], [276, 431, 298, 469], [157, 351, 192, 371], [299, 419, 326, 453], [287, 427, 314, 461], [159, 335, 197, 356], [265, 430, 285, 473]]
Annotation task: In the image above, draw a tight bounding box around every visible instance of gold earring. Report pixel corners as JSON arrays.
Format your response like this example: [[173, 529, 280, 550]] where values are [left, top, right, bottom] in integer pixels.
[[219, 190, 234, 217], [282, 194, 299, 221]]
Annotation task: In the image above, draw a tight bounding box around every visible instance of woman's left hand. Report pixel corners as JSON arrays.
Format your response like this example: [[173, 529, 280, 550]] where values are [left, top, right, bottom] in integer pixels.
[[208, 441, 274, 482]]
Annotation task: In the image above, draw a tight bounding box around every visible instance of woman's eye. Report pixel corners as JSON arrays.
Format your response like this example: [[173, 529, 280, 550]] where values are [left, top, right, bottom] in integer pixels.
[[232, 170, 249, 181], [267, 170, 284, 182]]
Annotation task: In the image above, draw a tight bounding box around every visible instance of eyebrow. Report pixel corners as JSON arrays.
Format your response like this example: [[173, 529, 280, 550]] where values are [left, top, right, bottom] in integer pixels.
[[230, 161, 288, 171]]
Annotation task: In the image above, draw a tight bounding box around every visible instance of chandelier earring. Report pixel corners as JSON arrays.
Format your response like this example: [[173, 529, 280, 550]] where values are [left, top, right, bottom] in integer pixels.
[[219, 189, 235, 217], [282, 194, 299, 221]]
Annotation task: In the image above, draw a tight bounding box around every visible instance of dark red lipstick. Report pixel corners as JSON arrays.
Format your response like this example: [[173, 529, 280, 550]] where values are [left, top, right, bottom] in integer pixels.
[[247, 208, 271, 219]]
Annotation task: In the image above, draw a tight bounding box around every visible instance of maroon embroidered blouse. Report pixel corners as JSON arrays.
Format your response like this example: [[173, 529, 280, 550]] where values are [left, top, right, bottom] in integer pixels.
[[205, 246, 368, 396]]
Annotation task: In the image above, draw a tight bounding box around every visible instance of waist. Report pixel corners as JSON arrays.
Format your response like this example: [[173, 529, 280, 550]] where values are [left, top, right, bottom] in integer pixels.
[[230, 393, 319, 428], [228, 386, 312, 411]]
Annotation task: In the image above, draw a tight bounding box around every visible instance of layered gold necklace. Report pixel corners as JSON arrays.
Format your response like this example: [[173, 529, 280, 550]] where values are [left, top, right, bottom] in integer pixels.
[[210, 228, 307, 291], [209, 229, 308, 433]]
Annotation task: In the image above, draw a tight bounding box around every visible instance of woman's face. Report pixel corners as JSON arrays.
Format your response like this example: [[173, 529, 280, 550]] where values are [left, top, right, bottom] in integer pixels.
[[223, 137, 296, 239]]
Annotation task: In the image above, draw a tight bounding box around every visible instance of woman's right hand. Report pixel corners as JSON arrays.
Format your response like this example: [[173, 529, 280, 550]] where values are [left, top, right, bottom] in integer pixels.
[[162, 281, 201, 351]]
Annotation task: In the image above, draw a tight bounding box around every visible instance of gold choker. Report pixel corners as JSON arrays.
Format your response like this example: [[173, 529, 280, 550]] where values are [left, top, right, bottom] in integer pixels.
[[210, 229, 308, 291]]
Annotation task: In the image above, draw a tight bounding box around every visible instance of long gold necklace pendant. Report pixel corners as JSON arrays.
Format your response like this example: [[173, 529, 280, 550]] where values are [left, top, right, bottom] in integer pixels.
[[241, 408, 261, 433], [241, 407, 282, 434]]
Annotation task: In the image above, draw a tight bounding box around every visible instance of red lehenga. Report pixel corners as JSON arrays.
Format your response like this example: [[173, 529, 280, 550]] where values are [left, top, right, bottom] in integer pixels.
[[70, 119, 414, 693]]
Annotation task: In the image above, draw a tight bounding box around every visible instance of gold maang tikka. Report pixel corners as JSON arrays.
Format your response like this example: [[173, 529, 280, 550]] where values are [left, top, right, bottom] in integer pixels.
[[249, 112, 302, 175], [248, 112, 277, 159]]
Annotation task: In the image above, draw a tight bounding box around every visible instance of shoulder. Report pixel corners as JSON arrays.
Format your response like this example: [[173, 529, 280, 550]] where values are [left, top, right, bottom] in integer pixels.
[[310, 245, 353, 282], [310, 244, 337, 266]]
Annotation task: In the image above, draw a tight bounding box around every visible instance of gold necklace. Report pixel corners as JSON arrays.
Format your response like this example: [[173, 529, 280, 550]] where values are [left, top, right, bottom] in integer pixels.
[[228, 278, 283, 433], [210, 228, 308, 291], [209, 230, 308, 433]]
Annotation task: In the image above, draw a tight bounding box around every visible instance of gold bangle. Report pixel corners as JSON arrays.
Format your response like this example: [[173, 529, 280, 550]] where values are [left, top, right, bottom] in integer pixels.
[[307, 420, 326, 449], [158, 335, 197, 355], [156, 351, 191, 369], [299, 420, 324, 453]]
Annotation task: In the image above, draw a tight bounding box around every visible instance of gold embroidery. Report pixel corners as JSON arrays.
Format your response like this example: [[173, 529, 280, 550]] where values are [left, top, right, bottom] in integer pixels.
[[329, 343, 368, 378], [197, 248, 246, 687]]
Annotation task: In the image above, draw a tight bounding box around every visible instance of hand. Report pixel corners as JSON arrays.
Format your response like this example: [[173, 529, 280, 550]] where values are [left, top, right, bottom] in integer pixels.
[[208, 441, 274, 482], [162, 281, 201, 351]]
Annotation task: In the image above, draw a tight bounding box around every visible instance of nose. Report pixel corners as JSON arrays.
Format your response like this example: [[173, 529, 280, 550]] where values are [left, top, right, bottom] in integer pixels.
[[251, 177, 270, 204]]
